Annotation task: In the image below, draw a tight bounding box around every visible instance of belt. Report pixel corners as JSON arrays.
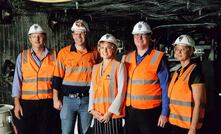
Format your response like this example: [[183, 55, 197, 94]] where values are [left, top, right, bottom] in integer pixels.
[[67, 93, 89, 98]]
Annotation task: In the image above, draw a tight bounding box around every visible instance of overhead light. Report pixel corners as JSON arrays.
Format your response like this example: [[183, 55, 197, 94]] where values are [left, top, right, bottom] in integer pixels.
[[29, 0, 72, 3]]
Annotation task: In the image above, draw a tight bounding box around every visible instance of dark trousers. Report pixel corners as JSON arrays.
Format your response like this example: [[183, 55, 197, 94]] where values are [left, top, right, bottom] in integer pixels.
[[170, 124, 200, 134], [17, 99, 61, 134], [91, 118, 123, 134], [125, 106, 162, 134]]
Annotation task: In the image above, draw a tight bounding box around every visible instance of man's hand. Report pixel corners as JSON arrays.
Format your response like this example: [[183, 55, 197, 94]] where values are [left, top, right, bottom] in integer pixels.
[[53, 89, 62, 110], [188, 128, 197, 134], [14, 97, 23, 119], [53, 98, 62, 110], [157, 115, 168, 128]]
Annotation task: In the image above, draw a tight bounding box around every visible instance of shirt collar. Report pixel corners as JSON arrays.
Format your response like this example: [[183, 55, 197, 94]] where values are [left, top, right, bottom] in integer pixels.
[[178, 62, 193, 73], [136, 48, 152, 58], [70, 43, 77, 52], [70, 42, 92, 52], [30, 47, 49, 57]]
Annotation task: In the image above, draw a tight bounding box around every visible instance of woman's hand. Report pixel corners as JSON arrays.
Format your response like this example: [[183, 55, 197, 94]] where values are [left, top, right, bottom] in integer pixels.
[[90, 110, 102, 121], [99, 112, 112, 123]]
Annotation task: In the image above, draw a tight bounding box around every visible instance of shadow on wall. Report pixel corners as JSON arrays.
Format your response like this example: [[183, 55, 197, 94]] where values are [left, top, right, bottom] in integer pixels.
[[0, 59, 15, 104], [2, 59, 15, 78]]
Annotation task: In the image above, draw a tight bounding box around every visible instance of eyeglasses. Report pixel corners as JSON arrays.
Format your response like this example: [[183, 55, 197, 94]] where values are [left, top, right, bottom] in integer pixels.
[[134, 34, 148, 38], [99, 46, 114, 50], [29, 34, 45, 38], [174, 47, 189, 53], [73, 32, 86, 36]]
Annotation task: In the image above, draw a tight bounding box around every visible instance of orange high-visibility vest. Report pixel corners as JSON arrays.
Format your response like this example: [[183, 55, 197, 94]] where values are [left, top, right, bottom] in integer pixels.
[[168, 64, 205, 129], [125, 49, 164, 109], [21, 49, 56, 100], [92, 59, 125, 118], [53, 45, 99, 87]]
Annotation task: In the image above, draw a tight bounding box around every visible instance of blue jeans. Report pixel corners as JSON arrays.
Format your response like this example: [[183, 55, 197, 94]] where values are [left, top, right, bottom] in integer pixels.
[[60, 96, 92, 134]]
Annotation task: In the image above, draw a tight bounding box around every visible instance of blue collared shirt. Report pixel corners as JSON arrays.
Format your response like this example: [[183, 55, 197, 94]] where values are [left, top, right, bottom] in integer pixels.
[[12, 48, 49, 97], [136, 49, 170, 116]]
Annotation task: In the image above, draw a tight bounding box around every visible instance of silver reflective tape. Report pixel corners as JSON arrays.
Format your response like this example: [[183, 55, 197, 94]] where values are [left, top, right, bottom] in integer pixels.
[[169, 113, 191, 122], [127, 94, 161, 100], [65, 67, 92, 72], [129, 79, 159, 84], [23, 50, 28, 64], [94, 97, 114, 103], [170, 99, 193, 107], [56, 61, 65, 69], [62, 81, 90, 86], [110, 61, 117, 98], [23, 77, 52, 83], [22, 89, 52, 95], [183, 64, 196, 81], [151, 50, 160, 64]]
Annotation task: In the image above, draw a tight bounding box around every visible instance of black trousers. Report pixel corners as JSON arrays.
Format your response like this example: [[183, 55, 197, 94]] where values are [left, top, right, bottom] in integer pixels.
[[170, 124, 200, 134], [125, 106, 163, 134], [17, 99, 61, 134]]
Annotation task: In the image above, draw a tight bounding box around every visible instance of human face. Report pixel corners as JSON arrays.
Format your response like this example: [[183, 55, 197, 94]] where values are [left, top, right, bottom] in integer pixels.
[[29, 33, 46, 48], [98, 42, 115, 60], [133, 34, 150, 49], [72, 31, 86, 46], [174, 44, 192, 61]]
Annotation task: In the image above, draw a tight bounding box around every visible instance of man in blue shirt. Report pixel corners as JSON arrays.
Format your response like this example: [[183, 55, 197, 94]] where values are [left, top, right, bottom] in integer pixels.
[[12, 24, 60, 134], [124, 21, 170, 134]]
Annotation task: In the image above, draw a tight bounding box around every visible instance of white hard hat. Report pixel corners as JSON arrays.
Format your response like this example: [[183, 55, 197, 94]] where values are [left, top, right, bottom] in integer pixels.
[[98, 33, 117, 47], [173, 35, 195, 47], [132, 21, 152, 35], [28, 24, 45, 35], [71, 19, 89, 32]]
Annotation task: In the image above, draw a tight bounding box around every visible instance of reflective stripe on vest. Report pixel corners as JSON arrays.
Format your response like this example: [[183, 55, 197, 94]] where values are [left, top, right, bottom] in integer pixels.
[[23, 77, 52, 83], [65, 67, 93, 72], [62, 81, 90, 86], [127, 93, 161, 100], [168, 64, 205, 129], [129, 79, 159, 84], [151, 51, 161, 64], [22, 89, 52, 95], [56, 61, 65, 70]]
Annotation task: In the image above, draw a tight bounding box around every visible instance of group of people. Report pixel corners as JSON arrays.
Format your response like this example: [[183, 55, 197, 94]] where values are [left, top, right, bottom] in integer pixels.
[[12, 19, 206, 134]]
